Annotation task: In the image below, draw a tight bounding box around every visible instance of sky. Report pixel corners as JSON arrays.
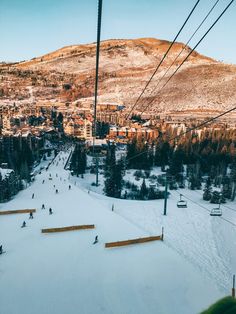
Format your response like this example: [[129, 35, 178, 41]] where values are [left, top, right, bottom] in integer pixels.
[[0, 0, 235, 64]]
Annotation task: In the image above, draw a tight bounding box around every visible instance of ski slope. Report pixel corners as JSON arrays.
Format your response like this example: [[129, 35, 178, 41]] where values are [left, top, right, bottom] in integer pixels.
[[0, 150, 231, 314]]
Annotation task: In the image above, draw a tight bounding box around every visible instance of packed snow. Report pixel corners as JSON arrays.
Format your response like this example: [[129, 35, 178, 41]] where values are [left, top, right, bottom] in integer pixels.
[[0, 149, 235, 314]]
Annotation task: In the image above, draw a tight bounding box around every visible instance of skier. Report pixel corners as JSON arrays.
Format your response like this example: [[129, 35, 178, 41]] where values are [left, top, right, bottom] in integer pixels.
[[21, 221, 26, 228], [0, 245, 3, 254], [32, 193, 34, 199], [93, 235, 98, 244], [42, 180, 45, 184], [42, 204, 45, 210], [29, 212, 34, 219], [55, 189, 58, 194], [69, 185, 71, 190], [49, 208, 53, 215], [53, 185, 55, 188]]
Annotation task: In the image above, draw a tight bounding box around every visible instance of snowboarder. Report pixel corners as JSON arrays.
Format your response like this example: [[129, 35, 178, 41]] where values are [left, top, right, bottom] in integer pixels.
[[55, 189, 58, 194], [0, 245, 3, 254], [42, 204, 45, 210], [21, 221, 26, 228], [69, 185, 71, 190], [29, 212, 34, 219], [32, 193, 34, 199], [49, 208, 53, 215], [93, 235, 98, 244]]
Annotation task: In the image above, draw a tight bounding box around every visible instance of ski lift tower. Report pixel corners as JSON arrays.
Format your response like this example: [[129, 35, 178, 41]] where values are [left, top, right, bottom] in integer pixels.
[[93, 0, 103, 186]]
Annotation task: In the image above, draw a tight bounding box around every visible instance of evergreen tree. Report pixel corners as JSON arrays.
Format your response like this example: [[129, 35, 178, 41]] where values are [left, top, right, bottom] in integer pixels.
[[104, 145, 125, 198], [210, 191, 226, 204], [139, 178, 148, 200], [230, 158, 236, 201], [203, 177, 212, 201], [70, 143, 87, 175], [148, 186, 157, 200]]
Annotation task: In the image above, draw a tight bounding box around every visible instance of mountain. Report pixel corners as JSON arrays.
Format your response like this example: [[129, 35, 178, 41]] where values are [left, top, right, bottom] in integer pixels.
[[1, 38, 236, 115]]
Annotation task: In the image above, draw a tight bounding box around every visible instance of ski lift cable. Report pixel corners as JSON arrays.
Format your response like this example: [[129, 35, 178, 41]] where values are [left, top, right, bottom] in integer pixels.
[[194, 189, 236, 213], [135, 0, 221, 114], [125, 0, 201, 120], [173, 191, 236, 227], [124, 104, 236, 165], [108, 104, 236, 188], [139, 0, 235, 116]]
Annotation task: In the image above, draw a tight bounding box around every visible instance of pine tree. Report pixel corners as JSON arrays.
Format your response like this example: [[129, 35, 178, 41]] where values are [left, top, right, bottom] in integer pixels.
[[70, 143, 87, 175], [230, 158, 236, 201], [222, 176, 231, 199], [203, 177, 212, 201], [148, 186, 157, 200], [104, 145, 125, 198], [210, 191, 225, 204], [139, 178, 148, 200]]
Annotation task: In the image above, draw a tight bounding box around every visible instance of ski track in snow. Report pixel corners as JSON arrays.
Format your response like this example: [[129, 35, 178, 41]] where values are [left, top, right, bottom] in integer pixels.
[[89, 185, 236, 294]]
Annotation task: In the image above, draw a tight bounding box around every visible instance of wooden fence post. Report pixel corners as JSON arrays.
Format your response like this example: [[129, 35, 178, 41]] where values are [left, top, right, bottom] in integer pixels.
[[161, 227, 164, 241]]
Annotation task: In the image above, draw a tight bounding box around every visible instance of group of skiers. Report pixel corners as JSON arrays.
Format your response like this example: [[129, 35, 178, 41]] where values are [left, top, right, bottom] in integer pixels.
[[0, 150, 95, 258], [20, 206, 53, 228]]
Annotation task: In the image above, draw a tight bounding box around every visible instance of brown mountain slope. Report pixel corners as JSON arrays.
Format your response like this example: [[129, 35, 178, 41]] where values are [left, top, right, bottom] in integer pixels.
[[1, 38, 236, 114]]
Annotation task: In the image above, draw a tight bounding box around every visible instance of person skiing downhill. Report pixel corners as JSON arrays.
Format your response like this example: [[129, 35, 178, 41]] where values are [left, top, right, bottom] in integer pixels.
[[42, 204, 45, 209], [69, 185, 71, 190], [55, 189, 58, 194], [29, 212, 33, 219], [0, 245, 3, 254], [93, 235, 98, 244], [21, 221, 26, 228], [49, 208, 53, 215], [32, 193, 34, 199]]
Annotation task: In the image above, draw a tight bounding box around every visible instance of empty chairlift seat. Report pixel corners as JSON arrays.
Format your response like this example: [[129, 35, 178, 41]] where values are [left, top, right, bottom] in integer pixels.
[[177, 194, 187, 208], [210, 207, 222, 216]]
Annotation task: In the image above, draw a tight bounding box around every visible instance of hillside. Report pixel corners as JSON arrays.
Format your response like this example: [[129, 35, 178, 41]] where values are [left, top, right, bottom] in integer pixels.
[[1, 38, 236, 114]]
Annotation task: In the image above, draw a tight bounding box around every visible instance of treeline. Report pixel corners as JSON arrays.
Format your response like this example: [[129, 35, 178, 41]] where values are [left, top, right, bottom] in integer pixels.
[[0, 137, 35, 181], [125, 128, 236, 201], [0, 135, 46, 202]]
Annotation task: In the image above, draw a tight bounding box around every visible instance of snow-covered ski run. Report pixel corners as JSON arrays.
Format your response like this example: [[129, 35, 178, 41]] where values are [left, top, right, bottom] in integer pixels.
[[0, 149, 235, 314]]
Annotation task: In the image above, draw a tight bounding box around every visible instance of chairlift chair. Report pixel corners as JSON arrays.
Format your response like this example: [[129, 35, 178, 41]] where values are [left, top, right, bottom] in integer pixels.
[[210, 203, 222, 216], [177, 194, 187, 208]]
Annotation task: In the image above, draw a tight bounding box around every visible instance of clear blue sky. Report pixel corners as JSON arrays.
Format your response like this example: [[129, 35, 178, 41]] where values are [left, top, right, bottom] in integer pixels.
[[0, 0, 235, 63]]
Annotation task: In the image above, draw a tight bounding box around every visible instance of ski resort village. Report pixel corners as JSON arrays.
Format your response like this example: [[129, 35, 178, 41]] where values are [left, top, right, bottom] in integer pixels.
[[1, 0, 236, 313]]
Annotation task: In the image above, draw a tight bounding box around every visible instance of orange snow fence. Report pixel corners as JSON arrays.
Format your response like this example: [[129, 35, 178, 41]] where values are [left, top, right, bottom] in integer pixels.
[[41, 224, 95, 233], [105, 235, 163, 248], [0, 209, 36, 215]]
